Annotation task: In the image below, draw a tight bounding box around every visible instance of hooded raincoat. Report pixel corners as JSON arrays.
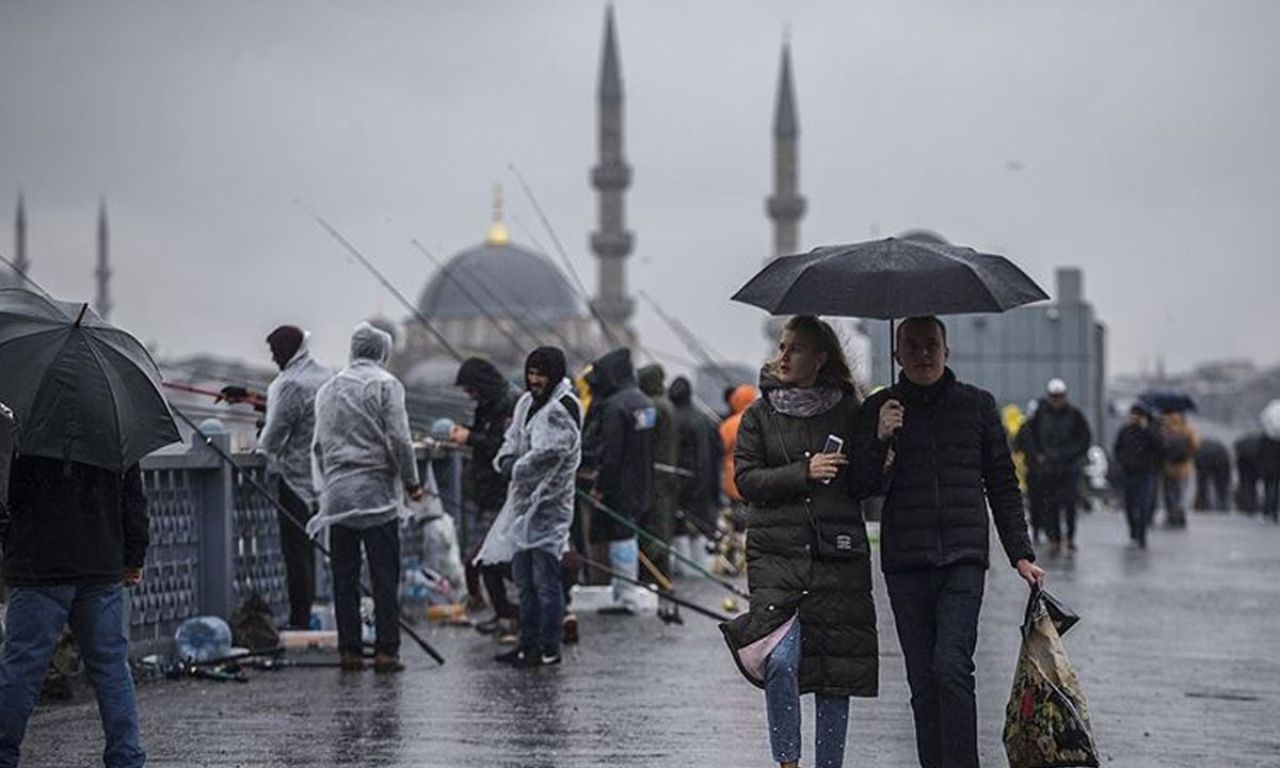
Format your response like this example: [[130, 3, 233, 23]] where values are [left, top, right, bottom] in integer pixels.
[[308, 323, 419, 537], [259, 332, 331, 506], [582, 348, 655, 541], [720, 384, 759, 503], [474, 378, 582, 565]]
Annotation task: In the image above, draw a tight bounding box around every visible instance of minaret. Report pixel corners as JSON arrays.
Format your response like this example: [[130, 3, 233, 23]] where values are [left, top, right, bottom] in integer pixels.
[[95, 198, 112, 320], [589, 5, 636, 344], [764, 38, 806, 343], [13, 192, 29, 276]]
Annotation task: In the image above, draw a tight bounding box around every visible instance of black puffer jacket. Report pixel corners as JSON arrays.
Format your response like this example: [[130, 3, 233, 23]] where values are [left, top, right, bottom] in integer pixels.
[[721, 370, 877, 698], [1114, 423, 1162, 475], [1022, 400, 1091, 479], [455, 358, 519, 514], [851, 368, 1034, 575], [3, 457, 148, 587], [583, 349, 655, 541]]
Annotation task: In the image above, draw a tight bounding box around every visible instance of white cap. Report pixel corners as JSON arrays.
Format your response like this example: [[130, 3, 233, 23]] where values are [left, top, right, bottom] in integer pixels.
[[1046, 378, 1068, 396]]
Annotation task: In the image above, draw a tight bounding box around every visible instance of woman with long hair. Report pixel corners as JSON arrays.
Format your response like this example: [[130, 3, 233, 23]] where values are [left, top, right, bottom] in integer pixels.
[[720, 315, 877, 768]]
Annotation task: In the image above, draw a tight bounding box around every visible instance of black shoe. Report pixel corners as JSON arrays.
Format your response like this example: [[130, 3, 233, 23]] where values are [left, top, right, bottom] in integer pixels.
[[512, 650, 561, 668], [494, 646, 529, 664], [475, 616, 501, 635]]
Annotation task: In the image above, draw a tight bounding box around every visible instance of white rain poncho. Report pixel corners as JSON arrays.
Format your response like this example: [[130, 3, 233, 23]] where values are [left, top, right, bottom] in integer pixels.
[[307, 323, 420, 537], [474, 378, 582, 564], [258, 332, 331, 506]]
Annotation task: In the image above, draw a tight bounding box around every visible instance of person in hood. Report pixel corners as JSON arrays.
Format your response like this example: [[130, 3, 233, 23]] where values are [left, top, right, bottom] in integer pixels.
[[720, 384, 759, 506], [719, 315, 876, 768], [1020, 379, 1092, 553], [258, 325, 331, 629], [479, 347, 582, 667], [581, 348, 654, 614], [450, 357, 520, 636], [310, 322, 423, 673], [638, 364, 678, 587], [850, 316, 1043, 768], [668, 376, 722, 575], [1113, 404, 1162, 548]]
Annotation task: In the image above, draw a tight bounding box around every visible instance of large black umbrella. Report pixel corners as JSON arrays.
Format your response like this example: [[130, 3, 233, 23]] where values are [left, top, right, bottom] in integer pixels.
[[731, 237, 1048, 377], [1138, 390, 1196, 415], [0, 288, 180, 471]]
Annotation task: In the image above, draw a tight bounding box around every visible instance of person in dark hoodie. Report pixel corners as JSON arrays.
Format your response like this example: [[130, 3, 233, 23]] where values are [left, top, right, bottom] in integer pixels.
[[1113, 404, 1162, 547], [668, 376, 722, 574], [451, 358, 521, 636], [582, 348, 655, 614], [1, 456, 149, 767], [638, 364, 678, 585]]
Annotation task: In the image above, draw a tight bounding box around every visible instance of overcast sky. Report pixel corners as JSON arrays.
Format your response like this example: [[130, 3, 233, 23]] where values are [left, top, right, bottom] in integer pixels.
[[2, 0, 1277, 379]]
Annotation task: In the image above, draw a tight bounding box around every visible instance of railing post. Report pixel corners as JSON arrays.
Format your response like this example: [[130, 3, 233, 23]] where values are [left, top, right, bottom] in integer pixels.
[[192, 419, 234, 619]]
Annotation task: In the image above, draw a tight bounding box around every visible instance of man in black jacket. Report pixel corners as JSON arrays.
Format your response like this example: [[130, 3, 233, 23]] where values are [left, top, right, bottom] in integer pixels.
[[668, 376, 722, 573], [0, 457, 149, 768], [582, 348, 655, 614], [451, 358, 520, 634], [851, 316, 1043, 768], [1113, 404, 1162, 547], [1021, 379, 1092, 553]]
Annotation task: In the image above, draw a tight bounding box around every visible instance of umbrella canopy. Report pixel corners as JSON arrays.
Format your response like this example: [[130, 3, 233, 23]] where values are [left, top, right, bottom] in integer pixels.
[[731, 237, 1048, 319], [0, 288, 180, 471], [1138, 390, 1197, 415]]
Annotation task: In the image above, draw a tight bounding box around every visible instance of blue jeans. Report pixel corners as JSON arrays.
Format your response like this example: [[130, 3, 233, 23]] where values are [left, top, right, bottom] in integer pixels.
[[511, 549, 564, 656], [764, 621, 850, 768], [885, 565, 985, 768], [0, 584, 144, 768]]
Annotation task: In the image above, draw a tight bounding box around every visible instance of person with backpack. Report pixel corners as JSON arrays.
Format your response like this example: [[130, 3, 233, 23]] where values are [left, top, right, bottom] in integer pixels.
[[1159, 411, 1198, 528]]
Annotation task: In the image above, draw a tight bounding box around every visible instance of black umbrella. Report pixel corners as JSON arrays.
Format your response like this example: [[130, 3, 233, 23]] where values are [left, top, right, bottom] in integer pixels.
[[0, 288, 180, 471], [1138, 390, 1196, 415], [731, 237, 1048, 376]]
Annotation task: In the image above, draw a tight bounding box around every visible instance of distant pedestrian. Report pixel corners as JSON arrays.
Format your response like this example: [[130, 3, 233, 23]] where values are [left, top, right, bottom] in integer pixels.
[[1259, 435, 1280, 523], [581, 349, 654, 614], [722, 315, 876, 768], [1158, 411, 1198, 528], [1021, 379, 1091, 553], [1233, 433, 1263, 513], [638, 364, 678, 585], [1193, 439, 1232, 512], [451, 357, 521, 641], [0, 457, 149, 768], [668, 376, 722, 575], [851, 316, 1044, 768], [719, 384, 758, 511], [309, 322, 423, 673], [1113, 404, 1161, 547], [259, 325, 331, 630], [484, 348, 582, 667]]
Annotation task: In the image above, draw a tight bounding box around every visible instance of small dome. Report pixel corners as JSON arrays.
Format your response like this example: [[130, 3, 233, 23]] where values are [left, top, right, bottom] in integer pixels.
[[416, 241, 580, 323], [896, 229, 950, 246]]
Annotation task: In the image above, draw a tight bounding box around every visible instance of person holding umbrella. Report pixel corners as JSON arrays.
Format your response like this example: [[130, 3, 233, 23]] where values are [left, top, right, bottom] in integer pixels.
[[0, 289, 182, 768], [720, 315, 877, 768]]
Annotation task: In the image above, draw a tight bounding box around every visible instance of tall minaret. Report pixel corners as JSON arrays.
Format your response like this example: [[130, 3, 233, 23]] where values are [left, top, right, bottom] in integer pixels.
[[95, 198, 112, 320], [764, 38, 806, 343], [13, 192, 29, 277], [589, 5, 636, 344]]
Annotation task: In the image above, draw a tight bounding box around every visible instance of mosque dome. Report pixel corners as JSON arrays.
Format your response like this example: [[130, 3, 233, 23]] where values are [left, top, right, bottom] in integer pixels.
[[416, 195, 581, 324]]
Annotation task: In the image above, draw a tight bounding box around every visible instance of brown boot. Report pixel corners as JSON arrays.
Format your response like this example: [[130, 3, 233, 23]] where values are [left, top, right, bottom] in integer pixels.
[[339, 654, 365, 672], [373, 653, 404, 673]]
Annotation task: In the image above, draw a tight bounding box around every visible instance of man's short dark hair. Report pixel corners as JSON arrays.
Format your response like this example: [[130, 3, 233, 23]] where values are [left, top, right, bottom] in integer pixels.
[[896, 316, 948, 345]]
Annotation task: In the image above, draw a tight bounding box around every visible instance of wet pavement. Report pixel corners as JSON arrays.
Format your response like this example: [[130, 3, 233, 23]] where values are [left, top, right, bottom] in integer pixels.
[[16, 510, 1280, 767]]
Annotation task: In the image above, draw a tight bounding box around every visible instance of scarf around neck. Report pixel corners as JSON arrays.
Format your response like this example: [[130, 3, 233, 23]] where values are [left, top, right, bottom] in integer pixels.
[[767, 386, 845, 418]]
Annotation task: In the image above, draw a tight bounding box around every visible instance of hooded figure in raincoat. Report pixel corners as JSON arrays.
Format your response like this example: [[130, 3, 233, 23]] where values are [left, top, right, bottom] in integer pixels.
[[258, 325, 331, 629], [476, 347, 582, 667], [310, 322, 423, 672]]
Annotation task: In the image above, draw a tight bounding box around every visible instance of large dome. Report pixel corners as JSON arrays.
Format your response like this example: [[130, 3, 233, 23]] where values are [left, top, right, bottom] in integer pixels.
[[417, 240, 581, 323]]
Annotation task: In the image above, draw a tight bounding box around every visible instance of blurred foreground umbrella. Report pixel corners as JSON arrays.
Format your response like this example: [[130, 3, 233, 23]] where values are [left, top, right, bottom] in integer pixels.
[[0, 288, 179, 471], [1261, 400, 1280, 441], [731, 237, 1048, 376], [1138, 390, 1197, 415]]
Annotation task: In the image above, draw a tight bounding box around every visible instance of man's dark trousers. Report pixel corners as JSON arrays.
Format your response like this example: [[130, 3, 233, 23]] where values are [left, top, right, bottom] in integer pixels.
[[1042, 471, 1079, 544], [330, 519, 400, 657], [277, 479, 317, 629], [885, 564, 986, 768], [1123, 473, 1156, 546]]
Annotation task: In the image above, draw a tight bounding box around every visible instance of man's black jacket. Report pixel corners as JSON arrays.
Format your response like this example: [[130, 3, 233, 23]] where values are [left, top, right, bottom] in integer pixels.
[[2, 456, 149, 586], [583, 348, 655, 539], [850, 369, 1034, 574], [455, 358, 519, 514]]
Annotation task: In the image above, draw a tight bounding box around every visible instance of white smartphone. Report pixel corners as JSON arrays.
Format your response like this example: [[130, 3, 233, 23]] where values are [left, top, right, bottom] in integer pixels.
[[821, 434, 844, 484]]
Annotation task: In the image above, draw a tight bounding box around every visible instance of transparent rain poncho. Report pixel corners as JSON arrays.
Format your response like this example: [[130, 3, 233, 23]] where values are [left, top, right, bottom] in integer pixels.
[[474, 378, 582, 564], [307, 323, 419, 537], [258, 332, 331, 507]]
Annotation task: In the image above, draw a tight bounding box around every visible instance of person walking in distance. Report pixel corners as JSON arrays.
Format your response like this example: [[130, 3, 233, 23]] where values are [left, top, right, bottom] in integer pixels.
[[1113, 404, 1162, 548], [1021, 379, 1091, 554], [851, 316, 1044, 768]]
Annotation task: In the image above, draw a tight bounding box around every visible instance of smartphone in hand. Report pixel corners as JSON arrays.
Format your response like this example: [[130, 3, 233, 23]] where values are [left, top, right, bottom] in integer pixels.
[[821, 434, 845, 484]]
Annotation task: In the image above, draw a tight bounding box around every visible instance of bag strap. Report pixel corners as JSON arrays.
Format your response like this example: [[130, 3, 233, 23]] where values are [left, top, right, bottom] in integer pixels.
[[765, 405, 820, 533]]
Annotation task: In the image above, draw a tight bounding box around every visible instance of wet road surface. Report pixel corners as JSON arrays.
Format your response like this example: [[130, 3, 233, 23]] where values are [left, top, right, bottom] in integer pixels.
[[16, 510, 1280, 767]]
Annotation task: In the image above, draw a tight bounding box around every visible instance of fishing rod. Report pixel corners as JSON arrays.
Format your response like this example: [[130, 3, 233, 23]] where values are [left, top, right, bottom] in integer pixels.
[[460, 255, 579, 354], [172, 407, 447, 665], [577, 555, 730, 622], [507, 163, 624, 349], [162, 381, 268, 411], [576, 489, 749, 600], [294, 200, 463, 362], [637, 290, 737, 389], [408, 238, 529, 356]]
